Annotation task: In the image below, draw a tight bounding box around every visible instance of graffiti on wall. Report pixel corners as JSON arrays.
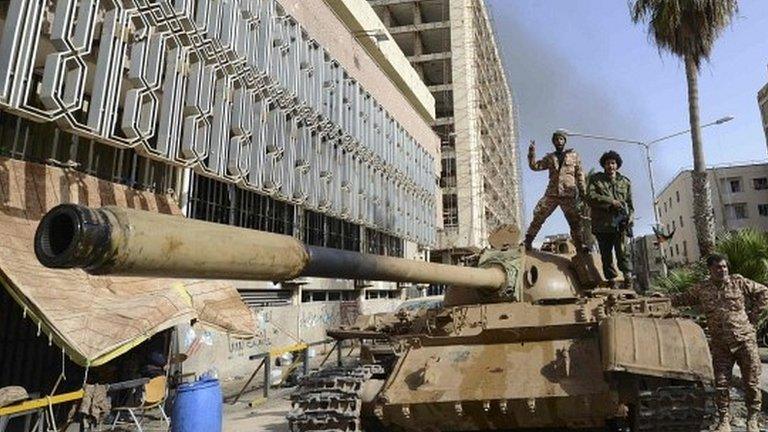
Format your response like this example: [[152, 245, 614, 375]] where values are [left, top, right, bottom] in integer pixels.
[[339, 300, 360, 326]]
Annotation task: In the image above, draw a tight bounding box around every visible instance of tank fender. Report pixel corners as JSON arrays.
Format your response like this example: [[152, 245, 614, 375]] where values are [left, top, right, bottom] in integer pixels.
[[599, 315, 713, 382]]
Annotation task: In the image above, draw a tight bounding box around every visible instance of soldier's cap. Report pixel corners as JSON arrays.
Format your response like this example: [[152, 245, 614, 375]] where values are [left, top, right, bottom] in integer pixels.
[[551, 131, 567, 143], [600, 150, 622, 169]]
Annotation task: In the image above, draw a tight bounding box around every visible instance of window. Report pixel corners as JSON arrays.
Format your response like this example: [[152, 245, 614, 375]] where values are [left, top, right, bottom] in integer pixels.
[[676, 191, 680, 202], [0, 111, 176, 192], [679, 215, 684, 228], [723, 177, 743, 193], [365, 290, 400, 300], [190, 174, 295, 235], [304, 210, 362, 252], [668, 197, 672, 209], [663, 202, 667, 213], [759, 204, 768, 217], [683, 241, 688, 258], [675, 244, 679, 256], [754, 178, 768, 190], [363, 228, 404, 257], [302, 291, 354, 302], [443, 193, 459, 227], [439, 157, 457, 187], [239, 289, 293, 308], [672, 220, 676, 231], [725, 203, 748, 220]]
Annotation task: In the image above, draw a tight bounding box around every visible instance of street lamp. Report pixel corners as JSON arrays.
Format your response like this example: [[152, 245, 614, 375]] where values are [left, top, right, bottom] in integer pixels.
[[559, 115, 734, 226]]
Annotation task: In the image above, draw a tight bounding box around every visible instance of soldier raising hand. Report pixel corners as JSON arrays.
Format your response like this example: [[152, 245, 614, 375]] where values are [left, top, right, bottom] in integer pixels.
[[524, 131, 587, 251]]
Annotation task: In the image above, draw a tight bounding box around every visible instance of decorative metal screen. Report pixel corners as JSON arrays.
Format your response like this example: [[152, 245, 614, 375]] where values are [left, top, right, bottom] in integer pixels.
[[0, 0, 436, 246]]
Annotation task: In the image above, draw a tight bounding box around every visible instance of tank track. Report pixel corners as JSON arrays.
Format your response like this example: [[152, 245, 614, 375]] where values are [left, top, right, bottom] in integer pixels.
[[633, 385, 714, 432], [287, 364, 384, 432]]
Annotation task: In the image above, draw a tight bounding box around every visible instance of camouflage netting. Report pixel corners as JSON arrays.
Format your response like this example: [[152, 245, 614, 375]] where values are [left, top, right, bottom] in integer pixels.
[[0, 157, 256, 366], [478, 247, 524, 300]]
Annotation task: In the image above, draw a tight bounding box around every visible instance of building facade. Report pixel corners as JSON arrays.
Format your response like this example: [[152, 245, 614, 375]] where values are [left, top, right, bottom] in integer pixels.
[[759, 68, 768, 152], [0, 0, 440, 393], [656, 162, 768, 264], [368, 0, 522, 264]]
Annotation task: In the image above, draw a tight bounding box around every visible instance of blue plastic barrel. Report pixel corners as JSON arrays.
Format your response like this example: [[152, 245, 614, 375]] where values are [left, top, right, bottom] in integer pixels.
[[172, 378, 222, 432]]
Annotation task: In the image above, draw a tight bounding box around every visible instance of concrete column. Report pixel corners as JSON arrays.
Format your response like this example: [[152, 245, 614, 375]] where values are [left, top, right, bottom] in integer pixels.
[[450, 0, 485, 250], [412, 2, 422, 25]]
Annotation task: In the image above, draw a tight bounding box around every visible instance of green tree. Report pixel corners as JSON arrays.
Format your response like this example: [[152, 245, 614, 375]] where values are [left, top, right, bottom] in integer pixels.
[[630, 0, 738, 257], [716, 228, 768, 284]]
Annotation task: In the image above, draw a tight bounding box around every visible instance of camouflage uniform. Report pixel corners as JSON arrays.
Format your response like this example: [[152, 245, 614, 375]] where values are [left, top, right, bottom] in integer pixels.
[[671, 275, 768, 418], [526, 148, 586, 249], [586, 171, 633, 281]]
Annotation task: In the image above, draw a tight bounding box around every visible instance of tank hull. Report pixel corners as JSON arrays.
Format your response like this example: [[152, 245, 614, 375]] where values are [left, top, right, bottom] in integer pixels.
[[378, 338, 617, 430]]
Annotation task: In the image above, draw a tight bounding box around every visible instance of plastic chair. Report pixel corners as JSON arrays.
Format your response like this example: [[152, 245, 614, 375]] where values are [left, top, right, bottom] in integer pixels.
[[110, 376, 169, 432]]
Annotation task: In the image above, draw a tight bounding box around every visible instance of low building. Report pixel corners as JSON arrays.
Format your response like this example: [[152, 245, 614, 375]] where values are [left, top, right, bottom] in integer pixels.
[[655, 162, 768, 264]]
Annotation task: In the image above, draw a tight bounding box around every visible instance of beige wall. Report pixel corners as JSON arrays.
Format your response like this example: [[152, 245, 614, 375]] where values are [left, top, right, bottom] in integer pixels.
[[179, 298, 403, 395], [657, 163, 768, 263], [280, 0, 440, 159]]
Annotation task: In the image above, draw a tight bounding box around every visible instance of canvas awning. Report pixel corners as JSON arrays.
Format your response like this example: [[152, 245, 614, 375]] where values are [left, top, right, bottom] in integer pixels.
[[0, 157, 256, 367]]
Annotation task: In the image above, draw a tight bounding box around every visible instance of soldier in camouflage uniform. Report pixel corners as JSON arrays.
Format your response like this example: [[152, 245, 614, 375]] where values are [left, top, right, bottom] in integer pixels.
[[524, 131, 586, 251], [586, 151, 634, 289], [670, 254, 768, 432]]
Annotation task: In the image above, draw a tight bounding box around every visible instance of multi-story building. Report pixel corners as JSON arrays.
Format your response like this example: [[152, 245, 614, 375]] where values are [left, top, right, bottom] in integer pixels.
[[656, 162, 768, 264], [368, 0, 522, 264], [759, 67, 768, 152], [0, 0, 439, 394]]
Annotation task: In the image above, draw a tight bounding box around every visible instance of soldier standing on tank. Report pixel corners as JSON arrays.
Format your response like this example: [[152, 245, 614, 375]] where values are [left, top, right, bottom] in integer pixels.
[[668, 254, 768, 432], [524, 131, 587, 251], [586, 151, 634, 289]]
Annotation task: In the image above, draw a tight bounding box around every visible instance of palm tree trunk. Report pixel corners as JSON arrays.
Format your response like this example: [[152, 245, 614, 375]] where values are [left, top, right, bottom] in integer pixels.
[[685, 55, 715, 257]]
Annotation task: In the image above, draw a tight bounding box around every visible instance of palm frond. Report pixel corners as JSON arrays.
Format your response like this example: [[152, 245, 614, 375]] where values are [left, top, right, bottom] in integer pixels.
[[629, 0, 738, 66], [651, 265, 705, 295], [715, 228, 768, 284]]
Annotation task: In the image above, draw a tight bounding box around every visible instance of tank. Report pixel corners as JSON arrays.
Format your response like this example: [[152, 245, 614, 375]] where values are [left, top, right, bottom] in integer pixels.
[[34, 204, 714, 431]]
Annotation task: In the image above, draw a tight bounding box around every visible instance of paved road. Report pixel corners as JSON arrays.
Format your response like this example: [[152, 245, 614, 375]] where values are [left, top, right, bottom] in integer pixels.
[[223, 387, 293, 432]]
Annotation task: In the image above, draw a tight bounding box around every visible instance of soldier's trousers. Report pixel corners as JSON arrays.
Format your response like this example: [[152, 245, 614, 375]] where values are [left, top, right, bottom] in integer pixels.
[[711, 338, 762, 415], [526, 195, 583, 248], [593, 231, 632, 280]]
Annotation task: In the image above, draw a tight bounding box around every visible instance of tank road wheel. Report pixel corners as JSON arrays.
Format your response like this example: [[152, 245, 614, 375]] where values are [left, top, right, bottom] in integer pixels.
[[287, 364, 384, 432], [628, 381, 714, 432]]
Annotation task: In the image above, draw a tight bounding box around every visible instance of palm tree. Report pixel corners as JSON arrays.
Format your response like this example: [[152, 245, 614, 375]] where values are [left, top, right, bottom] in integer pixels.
[[716, 228, 768, 284], [630, 0, 738, 257]]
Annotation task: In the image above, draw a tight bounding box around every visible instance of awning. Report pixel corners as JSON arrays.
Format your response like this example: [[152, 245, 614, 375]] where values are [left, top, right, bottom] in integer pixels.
[[0, 157, 256, 367]]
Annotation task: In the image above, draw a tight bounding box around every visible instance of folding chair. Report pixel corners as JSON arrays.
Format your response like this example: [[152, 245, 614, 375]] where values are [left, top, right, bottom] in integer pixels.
[[110, 376, 169, 432]]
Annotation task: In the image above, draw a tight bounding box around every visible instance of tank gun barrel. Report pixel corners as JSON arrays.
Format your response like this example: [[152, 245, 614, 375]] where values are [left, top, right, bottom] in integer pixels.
[[34, 204, 507, 289]]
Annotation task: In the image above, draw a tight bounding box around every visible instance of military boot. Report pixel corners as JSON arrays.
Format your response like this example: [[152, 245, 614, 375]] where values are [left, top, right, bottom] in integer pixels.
[[622, 274, 634, 291], [713, 412, 732, 432], [746, 411, 760, 432]]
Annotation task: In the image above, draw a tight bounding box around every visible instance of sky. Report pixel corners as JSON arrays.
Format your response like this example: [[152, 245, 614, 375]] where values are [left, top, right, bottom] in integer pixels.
[[487, 0, 768, 242]]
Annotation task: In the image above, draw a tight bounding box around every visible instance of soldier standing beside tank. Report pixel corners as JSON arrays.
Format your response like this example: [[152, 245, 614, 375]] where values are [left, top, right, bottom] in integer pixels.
[[668, 254, 768, 432], [586, 151, 634, 289], [524, 131, 587, 251]]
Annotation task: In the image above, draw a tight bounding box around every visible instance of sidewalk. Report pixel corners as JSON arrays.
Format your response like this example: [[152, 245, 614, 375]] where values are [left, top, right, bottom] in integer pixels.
[[223, 387, 293, 432]]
